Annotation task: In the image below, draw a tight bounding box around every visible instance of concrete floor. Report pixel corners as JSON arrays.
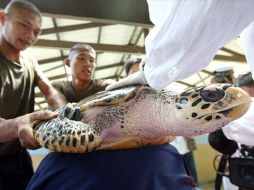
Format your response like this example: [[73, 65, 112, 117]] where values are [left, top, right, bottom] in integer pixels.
[[199, 181, 227, 190], [199, 181, 214, 190]]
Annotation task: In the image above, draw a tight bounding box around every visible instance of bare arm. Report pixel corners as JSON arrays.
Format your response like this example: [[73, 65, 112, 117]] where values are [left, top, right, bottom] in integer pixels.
[[0, 111, 58, 149], [38, 79, 67, 110], [31, 56, 67, 109], [0, 117, 18, 142]]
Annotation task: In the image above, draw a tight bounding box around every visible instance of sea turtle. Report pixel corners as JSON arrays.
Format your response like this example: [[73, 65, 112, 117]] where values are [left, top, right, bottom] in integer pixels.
[[34, 84, 251, 153]]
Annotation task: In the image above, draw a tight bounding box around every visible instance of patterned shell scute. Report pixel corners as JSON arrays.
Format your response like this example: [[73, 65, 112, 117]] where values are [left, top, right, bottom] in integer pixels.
[[76, 85, 140, 111]]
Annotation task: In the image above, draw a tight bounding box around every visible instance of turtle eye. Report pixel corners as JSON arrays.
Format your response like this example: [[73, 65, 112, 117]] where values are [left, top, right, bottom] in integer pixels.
[[200, 88, 225, 102]]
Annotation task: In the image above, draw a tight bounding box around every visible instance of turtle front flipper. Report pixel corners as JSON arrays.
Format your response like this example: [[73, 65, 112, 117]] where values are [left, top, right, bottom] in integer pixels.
[[34, 118, 102, 153], [58, 103, 82, 121]]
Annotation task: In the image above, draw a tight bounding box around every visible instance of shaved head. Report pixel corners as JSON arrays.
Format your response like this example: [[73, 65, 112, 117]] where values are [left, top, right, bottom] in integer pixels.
[[5, 0, 42, 20], [69, 43, 96, 60]]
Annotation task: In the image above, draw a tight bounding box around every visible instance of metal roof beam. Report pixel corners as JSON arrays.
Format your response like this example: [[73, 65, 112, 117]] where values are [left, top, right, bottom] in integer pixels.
[[220, 47, 244, 57], [39, 56, 67, 64], [95, 63, 123, 71], [48, 74, 68, 81], [214, 54, 246, 62], [0, 0, 152, 27], [41, 22, 112, 35], [35, 39, 145, 54], [175, 81, 195, 88]]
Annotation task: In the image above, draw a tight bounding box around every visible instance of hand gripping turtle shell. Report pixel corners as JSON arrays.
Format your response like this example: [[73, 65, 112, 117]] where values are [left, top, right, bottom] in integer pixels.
[[34, 84, 251, 153]]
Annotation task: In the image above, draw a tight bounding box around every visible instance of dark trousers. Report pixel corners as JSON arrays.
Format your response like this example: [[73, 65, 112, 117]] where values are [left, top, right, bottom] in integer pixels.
[[0, 149, 34, 190], [27, 145, 195, 190], [184, 151, 198, 185]]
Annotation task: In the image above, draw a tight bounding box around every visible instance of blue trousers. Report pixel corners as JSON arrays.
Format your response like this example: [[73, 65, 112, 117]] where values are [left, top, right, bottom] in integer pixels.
[[27, 144, 195, 190]]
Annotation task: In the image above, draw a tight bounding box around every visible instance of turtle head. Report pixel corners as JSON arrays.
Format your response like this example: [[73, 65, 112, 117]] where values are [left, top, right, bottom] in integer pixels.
[[174, 83, 251, 136]]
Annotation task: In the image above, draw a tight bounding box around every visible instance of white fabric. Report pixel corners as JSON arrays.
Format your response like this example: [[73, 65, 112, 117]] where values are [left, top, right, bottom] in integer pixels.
[[223, 98, 254, 146], [144, 0, 254, 90], [240, 21, 254, 73], [222, 177, 238, 190], [105, 70, 147, 91], [170, 136, 189, 154]]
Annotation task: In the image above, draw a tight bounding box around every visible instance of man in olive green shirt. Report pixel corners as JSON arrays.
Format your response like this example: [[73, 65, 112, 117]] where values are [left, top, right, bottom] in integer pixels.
[[52, 43, 111, 102], [0, 1, 66, 189]]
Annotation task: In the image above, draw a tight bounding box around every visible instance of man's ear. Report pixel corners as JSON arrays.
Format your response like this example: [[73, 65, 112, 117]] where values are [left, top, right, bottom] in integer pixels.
[[0, 11, 7, 25], [64, 58, 71, 67]]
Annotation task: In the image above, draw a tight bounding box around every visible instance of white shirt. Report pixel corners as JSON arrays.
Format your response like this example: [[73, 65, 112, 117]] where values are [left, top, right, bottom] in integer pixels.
[[223, 98, 254, 146], [144, 0, 254, 90], [170, 136, 189, 154]]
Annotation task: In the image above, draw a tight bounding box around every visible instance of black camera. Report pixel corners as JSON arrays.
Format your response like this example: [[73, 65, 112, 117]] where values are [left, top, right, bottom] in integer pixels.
[[229, 157, 254, 189], [208, 130, 254, 189]]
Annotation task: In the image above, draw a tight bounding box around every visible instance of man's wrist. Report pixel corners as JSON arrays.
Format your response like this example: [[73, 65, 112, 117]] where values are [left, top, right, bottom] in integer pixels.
[[0, 118, 19, 142]]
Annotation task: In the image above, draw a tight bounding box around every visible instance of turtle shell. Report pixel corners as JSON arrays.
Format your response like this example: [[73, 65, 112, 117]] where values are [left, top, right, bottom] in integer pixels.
[[76, 85, 140, 112]]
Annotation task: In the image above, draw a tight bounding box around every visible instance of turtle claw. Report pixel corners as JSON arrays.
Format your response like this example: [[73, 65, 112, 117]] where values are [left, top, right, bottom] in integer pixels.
[[59, 103, 82, 121]]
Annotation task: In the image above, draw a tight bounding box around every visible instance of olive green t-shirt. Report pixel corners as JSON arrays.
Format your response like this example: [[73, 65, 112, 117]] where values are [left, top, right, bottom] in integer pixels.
[[0, 53, 44, 155], [52, 80, 109, 103]]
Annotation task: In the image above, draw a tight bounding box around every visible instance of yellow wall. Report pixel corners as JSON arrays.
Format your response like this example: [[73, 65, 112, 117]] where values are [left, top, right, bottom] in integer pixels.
[[194, 144, 217, 184], [31, 155, 46, 171]]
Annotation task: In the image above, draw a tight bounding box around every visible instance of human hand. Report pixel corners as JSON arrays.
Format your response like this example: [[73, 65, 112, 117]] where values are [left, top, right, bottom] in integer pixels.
[[16, 110, 58, 149], [105, 70, 148, 91]]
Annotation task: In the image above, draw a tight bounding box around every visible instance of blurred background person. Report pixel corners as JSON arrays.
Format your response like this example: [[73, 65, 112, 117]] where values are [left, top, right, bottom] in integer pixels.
[[210, 64, 235, 84]]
